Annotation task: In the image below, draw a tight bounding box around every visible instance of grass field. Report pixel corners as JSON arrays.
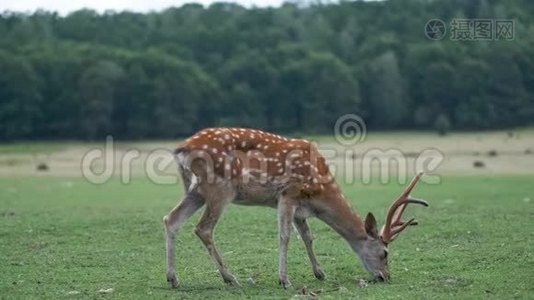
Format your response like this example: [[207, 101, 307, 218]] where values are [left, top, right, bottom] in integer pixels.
[[1, 131, 533, 299]]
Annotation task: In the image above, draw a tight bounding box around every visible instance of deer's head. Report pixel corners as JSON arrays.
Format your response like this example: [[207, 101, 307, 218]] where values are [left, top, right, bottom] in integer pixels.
[[358, 173, 428, 282]]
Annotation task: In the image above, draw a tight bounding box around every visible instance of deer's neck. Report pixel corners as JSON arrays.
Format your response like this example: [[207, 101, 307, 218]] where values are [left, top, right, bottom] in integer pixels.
[[314, 190, 368, 250]]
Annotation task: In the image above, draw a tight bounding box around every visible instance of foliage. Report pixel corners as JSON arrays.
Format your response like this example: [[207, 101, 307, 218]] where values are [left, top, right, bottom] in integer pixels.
[[0, 0, 533, 140], [434, 114, 451, 136]]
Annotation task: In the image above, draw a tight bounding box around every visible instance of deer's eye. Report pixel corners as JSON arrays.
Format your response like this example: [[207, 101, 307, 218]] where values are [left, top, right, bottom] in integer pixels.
[[383, 250, 388, 259]]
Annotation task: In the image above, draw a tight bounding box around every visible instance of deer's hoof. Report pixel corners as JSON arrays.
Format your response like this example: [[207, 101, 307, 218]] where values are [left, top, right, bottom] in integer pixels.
[[223, 275, 241, 286], [314, 269, 326, 281], [166, 273, 178, 289], [279, 279, 292, 289]]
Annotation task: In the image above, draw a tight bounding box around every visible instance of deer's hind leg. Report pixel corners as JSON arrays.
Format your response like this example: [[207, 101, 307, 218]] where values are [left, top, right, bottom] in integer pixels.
[[194, 185, 239, 285], [164, 191, 204, 288], [278, 195, 297, 289]]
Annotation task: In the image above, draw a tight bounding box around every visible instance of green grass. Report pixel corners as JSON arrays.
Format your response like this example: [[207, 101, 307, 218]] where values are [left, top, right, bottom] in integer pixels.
[[0, 142, 66, 154], [303, 127, 534, 143], [1, 176, 533, 299]]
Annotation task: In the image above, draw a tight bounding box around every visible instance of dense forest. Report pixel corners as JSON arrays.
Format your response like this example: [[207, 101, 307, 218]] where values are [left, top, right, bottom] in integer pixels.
[[0, 0, 533, 140]]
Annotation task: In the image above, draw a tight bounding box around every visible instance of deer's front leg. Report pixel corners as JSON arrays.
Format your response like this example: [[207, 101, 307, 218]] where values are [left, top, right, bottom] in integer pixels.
[[278, 196, 296, 289], [293, 217, 326, 280]]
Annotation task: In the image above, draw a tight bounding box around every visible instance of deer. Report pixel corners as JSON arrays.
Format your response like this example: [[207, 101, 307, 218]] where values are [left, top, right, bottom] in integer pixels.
[[163, 127, 428, 289]]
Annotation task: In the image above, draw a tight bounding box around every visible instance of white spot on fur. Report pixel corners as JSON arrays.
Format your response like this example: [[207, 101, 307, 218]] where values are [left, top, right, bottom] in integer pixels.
[[189, 175, 199, 192]]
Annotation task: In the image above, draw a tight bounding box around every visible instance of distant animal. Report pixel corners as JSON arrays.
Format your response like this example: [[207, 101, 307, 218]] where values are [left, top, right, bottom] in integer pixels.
[[163, 128, 428, 288], [473, 160, 485, 168]]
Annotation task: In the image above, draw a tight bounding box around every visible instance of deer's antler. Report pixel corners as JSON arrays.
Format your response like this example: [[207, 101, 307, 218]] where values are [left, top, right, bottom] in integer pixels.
[[380, 172, 428, 244]]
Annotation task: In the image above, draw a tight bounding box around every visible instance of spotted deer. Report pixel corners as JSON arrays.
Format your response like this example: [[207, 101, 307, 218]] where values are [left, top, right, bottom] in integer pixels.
[[163, 127, 428, 288]]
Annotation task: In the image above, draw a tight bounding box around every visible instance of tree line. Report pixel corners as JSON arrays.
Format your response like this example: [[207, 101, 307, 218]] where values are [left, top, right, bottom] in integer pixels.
[[0, 0, 533, 140]]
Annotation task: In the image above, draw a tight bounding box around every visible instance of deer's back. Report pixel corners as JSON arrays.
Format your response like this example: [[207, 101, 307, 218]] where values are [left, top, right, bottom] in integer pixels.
[[176, 128, 337, 204]]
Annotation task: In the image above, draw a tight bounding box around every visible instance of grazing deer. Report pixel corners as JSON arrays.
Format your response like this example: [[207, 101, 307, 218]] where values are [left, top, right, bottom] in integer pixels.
[[163, 128, 428, 288]]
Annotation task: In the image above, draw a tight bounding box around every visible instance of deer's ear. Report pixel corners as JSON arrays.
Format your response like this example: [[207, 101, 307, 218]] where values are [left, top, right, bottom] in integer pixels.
[[365, 212, 379, 238]]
